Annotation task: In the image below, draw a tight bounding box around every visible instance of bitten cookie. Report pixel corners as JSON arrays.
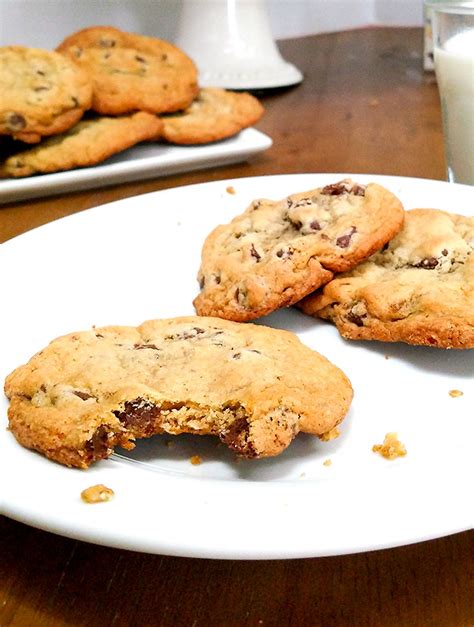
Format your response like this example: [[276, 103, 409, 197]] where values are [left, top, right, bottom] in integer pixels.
[[0, 112, 163, 177], [4, 317, 353, 468], [0, 45, 92, 143], [57, 26, 198, 115], [194, 180, 405, 321], [299, 209, 474, 348], [160, 87, 264, 144]]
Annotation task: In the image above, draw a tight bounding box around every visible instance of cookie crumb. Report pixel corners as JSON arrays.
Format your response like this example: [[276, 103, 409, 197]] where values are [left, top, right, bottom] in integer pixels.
[[449, 389, 463, 398], [226, 185, 236, 195], [81, 484, 114, 504], [319, 427, 340, 442], [190, 454, 202, 465], [372, 432, 406, 460], [323, 459, 332, 467]]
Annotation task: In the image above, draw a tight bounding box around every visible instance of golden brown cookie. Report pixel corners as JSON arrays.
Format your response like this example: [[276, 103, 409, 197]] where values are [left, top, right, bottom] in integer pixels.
[[0, 112, 163, 177], [57, 26, 198, 115], [4, 316, 353, 468], [160, 87, 264, 144], [299, 209, 474, 348], [194, 179, 405, 321], [0, 45, 92, 143]]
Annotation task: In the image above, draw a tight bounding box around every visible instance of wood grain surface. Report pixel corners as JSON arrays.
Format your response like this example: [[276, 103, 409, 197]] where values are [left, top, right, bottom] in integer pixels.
[[0, 28, 472, 627]]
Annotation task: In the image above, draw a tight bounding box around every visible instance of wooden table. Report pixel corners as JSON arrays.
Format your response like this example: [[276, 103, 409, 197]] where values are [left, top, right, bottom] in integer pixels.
[[0, 28, 472, 626]]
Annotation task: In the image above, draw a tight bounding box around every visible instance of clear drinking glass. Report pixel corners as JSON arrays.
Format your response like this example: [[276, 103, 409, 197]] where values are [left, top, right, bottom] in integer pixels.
[[427, 1, 474, 185]]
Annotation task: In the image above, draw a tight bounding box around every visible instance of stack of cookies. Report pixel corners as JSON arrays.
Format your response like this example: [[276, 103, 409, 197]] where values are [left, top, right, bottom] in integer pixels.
[[194, 179, 474, 349], [0, 26, 264, 178]]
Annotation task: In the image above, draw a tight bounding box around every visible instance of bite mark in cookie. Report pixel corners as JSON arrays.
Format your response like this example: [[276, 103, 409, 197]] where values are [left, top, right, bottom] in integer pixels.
[[4, 316, 353, 468]]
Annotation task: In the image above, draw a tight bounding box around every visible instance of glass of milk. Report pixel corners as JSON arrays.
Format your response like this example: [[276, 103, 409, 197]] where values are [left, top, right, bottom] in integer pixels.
[[427, 1, 474, 185]]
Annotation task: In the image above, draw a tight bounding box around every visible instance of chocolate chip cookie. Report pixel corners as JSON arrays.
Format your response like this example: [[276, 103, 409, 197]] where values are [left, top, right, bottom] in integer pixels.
[[0, 112, 163, 177], [57, 26, 198, 115], [160, 87, 264, 144], [4, 317, 353, 468], [194, 180, 405, 321], [0, 45, 92, 143], [299, 208, 474, 348]]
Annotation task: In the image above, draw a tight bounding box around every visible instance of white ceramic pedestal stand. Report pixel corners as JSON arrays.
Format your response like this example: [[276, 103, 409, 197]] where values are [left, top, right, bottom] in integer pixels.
[[175, 0, 303, 90]]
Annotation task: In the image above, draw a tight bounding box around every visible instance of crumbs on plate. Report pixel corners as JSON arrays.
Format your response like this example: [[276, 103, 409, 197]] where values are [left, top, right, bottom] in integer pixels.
[[372, 432, 406, 460], [226, 185, 236, 195], [449, 389, 463, 398], [190, 454, 202, 465], [81, 484, 115, 504]]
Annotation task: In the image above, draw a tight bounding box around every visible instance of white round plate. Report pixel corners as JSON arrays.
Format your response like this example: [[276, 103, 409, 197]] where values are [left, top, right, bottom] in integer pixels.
[[0, 174, 472, 559]]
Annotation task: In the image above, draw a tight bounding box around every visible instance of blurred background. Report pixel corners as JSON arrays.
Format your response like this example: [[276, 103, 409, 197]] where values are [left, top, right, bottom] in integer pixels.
[[0, 0, 423, 47]]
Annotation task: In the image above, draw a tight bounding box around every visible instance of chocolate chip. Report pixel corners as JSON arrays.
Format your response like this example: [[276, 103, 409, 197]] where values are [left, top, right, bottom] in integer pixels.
[[336, 226, 357, 248], [322, 181, 366, 196], [441, 249, 448, 256], [36, 70, 46, 76], [221, 416, 256, 458], [276, 248, 294, 259], [250, 243, 261, 261], [310, 220, 321, 231], [199, 275, 205, 289], [114, 400, 159, 434], [73, 390, 95, 401], [232, 352, 241, 359], [34, 86, 49, 92], [6, 113, 26, 131], [161, 53, 168, 61], [85, 425, 110, 456], [414, 257, 439, 269], [346, 311, 365, 326], [133, 343, 160, 350], [135, 55, 146, 63]]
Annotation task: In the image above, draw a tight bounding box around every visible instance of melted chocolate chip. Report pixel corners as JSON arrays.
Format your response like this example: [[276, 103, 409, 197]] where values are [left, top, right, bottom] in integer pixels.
[[85, 425, 110, 457], [336, 226, 357, 248], [346, 311, 365, 327], [221, 416, 256, 458], [113, 400, 161, 435]]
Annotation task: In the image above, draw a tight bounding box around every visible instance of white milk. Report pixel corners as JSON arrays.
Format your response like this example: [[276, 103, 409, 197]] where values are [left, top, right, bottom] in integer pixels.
[[434, 30, 474, 184]]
